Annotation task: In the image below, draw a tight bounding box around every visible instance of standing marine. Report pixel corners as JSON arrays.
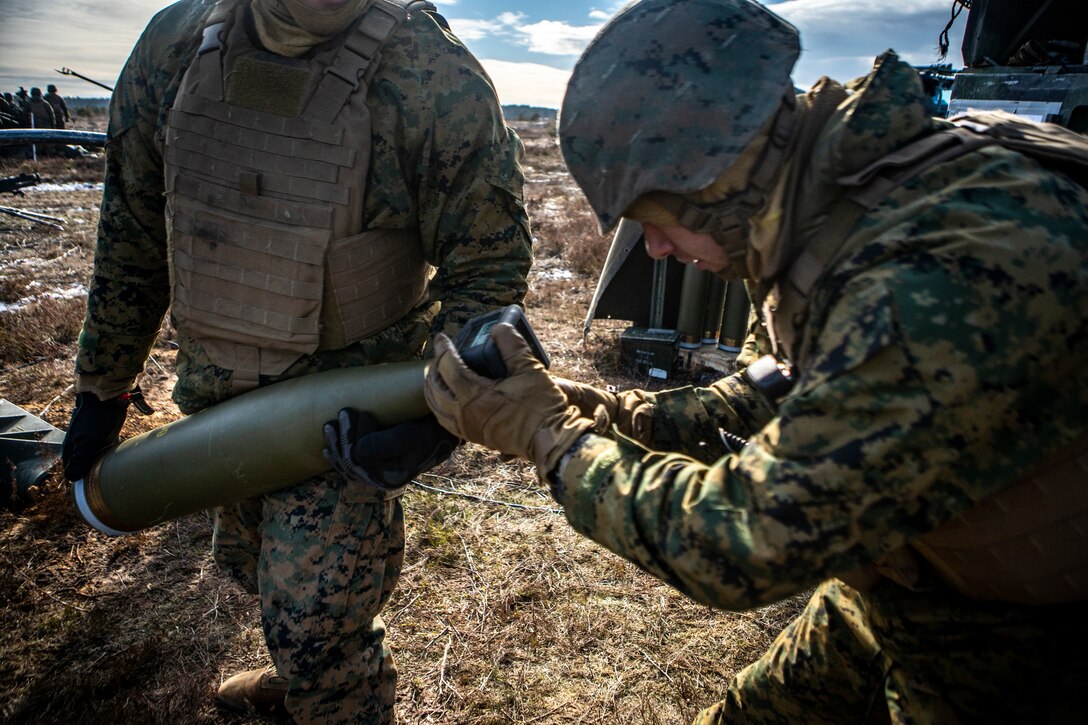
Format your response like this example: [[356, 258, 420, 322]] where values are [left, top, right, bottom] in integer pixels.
[[44, 84, 71, 129], [423, 0, 1088, 722], [61, 0, 532, 721], [26, 87, 56, 129]]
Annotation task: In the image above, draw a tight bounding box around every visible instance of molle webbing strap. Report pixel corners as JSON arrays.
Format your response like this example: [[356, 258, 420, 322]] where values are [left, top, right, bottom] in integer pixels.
[[169, 132, 341, 184], [305, 0, 420, 123], [173, 212, 327, 266], [170, 172, 335, 229], [177, 94, 346, 145], [172, 278, 321, 337], [326, 228, 428, 346], [169, 143, 351, 205], [170, 107, 355, 166]]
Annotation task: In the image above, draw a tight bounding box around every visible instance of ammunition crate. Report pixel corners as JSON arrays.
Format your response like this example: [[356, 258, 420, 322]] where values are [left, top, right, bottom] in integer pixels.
[[620, 327, 680, 380]]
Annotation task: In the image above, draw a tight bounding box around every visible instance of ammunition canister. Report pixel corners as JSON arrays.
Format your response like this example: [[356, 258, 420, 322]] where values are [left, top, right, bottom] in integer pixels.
[[719, 281, 751, 353], [701, 275, 727, 344], [676, 265, 710, 349], [73, 361, 431, 536]]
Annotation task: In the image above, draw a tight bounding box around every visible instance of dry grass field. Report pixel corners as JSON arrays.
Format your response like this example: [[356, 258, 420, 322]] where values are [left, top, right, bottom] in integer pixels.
[[0, 118, 803, 724]]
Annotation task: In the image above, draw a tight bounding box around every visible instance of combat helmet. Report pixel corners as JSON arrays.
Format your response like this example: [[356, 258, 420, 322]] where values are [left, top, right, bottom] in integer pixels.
[[559, 0, 801, 234]]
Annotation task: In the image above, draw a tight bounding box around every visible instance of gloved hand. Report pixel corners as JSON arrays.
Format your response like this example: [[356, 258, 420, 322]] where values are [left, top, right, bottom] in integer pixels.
[[62, 391, 132, 481], [322, 410, 458, 489], [554, 377, 654, 445], [424, 323, 596, 475]]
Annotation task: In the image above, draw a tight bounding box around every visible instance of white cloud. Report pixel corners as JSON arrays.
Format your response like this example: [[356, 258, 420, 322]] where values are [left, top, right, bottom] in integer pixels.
[[448, 12, 604, 59], [449, 17, 516, 42], [517, 20, 603, 56], [769, 0, 965, 87], [479, 59, 571, 108]]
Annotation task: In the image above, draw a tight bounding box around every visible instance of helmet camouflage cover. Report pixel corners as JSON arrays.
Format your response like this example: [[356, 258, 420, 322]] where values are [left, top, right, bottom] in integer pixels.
[[559, 0, 801, 232]]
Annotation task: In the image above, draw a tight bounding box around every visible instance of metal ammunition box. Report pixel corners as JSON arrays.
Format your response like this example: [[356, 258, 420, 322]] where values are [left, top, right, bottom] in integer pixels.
[[620, 327, 680, 380]]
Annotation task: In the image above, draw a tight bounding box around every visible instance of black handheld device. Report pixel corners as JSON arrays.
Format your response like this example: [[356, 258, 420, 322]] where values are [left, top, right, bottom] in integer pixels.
[[453, 305, 550, 379]]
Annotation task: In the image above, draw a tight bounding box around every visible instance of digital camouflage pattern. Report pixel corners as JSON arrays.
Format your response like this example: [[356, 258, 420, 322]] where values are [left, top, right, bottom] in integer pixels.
[[76, 0, 532, 411], [74, 1, 531, 721], [214, 473, 404, 722], [557, 53, 1088, 722], [558, 0, 799, 232]]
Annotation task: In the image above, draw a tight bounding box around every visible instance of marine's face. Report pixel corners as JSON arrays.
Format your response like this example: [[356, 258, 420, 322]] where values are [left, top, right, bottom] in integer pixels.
[[294, 0, 352, 8], [641, 223, 729, 273]]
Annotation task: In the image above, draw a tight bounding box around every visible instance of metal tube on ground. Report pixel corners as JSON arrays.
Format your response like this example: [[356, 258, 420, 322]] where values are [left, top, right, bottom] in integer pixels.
[[675, 265, 710, 349], [719, 281, 751, 353], [701, 275, 726, 345], [73, 360, 431, 536], [0, 129, 108, 147]]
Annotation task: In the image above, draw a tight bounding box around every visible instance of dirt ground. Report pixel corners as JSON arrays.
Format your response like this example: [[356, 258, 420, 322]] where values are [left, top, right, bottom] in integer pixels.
[[0, 120, 803, 724]]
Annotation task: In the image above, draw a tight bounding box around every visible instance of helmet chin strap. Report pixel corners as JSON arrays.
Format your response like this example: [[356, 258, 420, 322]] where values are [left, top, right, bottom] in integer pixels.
[[644, 92, 798, 280]]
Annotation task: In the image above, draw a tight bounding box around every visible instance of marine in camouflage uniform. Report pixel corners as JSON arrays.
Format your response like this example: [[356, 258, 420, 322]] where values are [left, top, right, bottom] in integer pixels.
[[423, 0, 1088, 722], [26, 87, 56, 129], [44, 84, 70, 129], [64, 0, 531, 721]]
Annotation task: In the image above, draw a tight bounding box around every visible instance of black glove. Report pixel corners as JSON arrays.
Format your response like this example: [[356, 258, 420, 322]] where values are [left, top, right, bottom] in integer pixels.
[[61, 391, 135, 481], [322, 410, 459, 489]]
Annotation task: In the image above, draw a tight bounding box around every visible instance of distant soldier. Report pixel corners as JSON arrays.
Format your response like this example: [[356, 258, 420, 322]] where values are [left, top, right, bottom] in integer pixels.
[[13, 87, 30, 125], [44, 84, 70, 129], [27, 87, 55, 129]]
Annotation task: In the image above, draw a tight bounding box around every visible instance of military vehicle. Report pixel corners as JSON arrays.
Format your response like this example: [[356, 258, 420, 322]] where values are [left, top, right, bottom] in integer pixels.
[[945, 0, 1087, 130]]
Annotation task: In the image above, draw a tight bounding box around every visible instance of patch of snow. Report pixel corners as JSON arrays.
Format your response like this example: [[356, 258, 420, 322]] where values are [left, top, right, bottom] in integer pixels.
[[0, 284, 87, 313]]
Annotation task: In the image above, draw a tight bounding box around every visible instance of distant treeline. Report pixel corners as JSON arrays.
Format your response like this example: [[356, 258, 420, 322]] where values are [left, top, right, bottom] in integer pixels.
[[68, 97, 110, 111], [63, 98, 555, 121], [502, 105, 557, 122]]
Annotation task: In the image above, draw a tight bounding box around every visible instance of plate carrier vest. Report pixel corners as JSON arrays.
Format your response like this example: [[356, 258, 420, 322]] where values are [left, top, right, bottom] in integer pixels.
[[765, 112, 1088, 605], [165, 0, 433, 393]]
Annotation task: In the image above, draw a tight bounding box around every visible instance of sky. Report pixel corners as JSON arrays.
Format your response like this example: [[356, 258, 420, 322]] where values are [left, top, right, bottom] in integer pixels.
[[0, 0, 966, 107]]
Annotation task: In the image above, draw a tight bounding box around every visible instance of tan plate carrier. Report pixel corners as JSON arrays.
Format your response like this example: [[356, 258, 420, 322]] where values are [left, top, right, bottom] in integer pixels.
[[165, 0, 435, 393]]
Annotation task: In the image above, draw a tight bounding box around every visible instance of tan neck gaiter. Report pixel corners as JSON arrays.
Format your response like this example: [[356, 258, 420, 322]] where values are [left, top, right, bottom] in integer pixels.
[[252, 0, 367, 57], [747, 80, 848, 281]]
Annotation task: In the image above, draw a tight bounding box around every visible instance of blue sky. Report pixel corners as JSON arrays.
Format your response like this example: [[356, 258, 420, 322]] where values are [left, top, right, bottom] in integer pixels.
[[0, 0, 966, 107]]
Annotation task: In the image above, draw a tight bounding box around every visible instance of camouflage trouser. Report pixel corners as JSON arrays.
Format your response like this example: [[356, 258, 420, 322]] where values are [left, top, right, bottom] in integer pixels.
[[695, 580, 892, 724], [213, 471, 405, 724]]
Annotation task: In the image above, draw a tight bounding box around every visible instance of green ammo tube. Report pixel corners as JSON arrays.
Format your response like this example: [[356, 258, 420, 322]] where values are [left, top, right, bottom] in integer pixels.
[[676, 265, 710, 349], [73, 360, 431, 536]]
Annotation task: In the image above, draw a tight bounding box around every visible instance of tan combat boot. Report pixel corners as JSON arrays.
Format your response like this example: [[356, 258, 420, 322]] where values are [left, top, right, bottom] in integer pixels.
[[216, 667, 289, 717]]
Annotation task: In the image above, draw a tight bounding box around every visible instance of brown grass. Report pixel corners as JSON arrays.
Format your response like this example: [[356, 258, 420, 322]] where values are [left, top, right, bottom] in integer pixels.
[[0, 121, 802, 724]]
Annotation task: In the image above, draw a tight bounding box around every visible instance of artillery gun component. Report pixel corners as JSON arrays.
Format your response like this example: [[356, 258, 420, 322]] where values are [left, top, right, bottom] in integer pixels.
[[0, 400, 64, 508]]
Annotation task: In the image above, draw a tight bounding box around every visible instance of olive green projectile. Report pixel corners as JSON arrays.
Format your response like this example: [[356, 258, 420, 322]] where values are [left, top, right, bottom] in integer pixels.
[[719, 281, 751, 352], [74, 360, 430, 535], [701, 275, 727, 344], [676, 265, 710, 348]]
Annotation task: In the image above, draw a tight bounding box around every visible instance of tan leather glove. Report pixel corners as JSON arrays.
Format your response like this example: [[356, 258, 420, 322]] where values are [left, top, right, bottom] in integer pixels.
[[554, 378, 654, 445], [425, 323, 596, 475]]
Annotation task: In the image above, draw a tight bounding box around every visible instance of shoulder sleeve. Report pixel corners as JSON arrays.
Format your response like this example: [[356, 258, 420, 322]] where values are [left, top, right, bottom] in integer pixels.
[[368, 13, 533, 337]]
